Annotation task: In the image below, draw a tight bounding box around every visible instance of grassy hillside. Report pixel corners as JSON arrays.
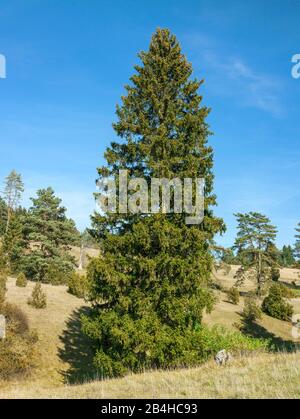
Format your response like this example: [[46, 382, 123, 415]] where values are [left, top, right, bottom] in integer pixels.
[[0, 267, 299, 399], [2, 352, 300, 399]]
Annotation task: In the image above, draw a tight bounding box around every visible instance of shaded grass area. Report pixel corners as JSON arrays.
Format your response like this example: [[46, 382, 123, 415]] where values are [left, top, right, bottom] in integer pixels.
[[58, 307, 96, 384], [241, 318, 300, 353]]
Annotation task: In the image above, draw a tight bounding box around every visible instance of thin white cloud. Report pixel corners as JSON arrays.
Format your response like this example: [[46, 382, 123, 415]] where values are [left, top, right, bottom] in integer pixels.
[[184, 33, 284, 116], [203, 52, 283, 116]]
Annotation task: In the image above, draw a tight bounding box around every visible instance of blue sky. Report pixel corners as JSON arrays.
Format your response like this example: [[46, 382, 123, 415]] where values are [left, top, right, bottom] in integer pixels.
[[0, 0, 299, 247]]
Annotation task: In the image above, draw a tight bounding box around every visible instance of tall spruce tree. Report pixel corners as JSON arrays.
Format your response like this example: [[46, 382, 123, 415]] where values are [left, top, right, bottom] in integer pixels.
[[22, 188, 79, 283], [233, 212, 278, 295], [83, 29, 225, 377]]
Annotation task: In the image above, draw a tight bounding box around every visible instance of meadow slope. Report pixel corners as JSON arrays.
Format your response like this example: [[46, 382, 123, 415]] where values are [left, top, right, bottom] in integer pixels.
[[0, 267, 299, 399]]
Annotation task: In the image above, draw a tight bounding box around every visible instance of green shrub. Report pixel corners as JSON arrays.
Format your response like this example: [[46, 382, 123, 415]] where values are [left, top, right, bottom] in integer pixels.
[[242, 297, 262, 322], [227, 287, 240, 305], [82, 311, 269, 379], [262, 285, 294, 321], [43, 262, 72, 285], [276, 283, 296, 299], [0, 272, 7, 307], [271, 266, 280, 282], [27, 283, 47, 309], [16, 272, 27, 288], [196, 325, 270, 359], [68, 272, 89, 298], [0, 303, 38, 379]]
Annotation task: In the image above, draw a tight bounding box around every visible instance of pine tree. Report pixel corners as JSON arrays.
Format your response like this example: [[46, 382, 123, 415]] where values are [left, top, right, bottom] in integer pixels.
[[22, 188, 79, 283], [233, 212, 278, 295], [0, 210, 27, 273], [280, 245, 295, 267], [3, 170, 24, 232], [28, 282, 47, 309], [83, 29, 225, 377], [0, 198, 7, 236], [295, 223, 300, 261], [16, 272, 27, 287]]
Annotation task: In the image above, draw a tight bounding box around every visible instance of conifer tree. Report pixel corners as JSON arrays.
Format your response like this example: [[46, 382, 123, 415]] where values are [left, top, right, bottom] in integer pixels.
[[28, 282, 47, 309], [0, 212, 26, 273], [234, 212, 278, 295], [3, 170, 24, 232], [22, 188, 79, 283], [0, 198, 7, 236], [83, 29, 225, 377], [280, 245, 295, 267], [295, 223, 300, 261]]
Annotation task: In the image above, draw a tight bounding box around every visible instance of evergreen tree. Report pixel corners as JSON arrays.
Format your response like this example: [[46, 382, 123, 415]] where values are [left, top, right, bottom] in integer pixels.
[[28, 282, 47, 309], [233, 212, 278, 295], [280, 245, 295, 267], [0, 211, 26, 273], [83, 29, 225, 377], [262, 284, 293, 321], [221, 247, 238, 265], [22, 188, 79, 283], [295, 223, 300, 261], [0, 272, 7, 307], [0, 197, 7, 236], [3, 170, 24, 232]]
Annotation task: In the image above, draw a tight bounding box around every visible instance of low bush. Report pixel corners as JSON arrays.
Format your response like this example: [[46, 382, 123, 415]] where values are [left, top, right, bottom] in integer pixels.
[[0, 272, 7, 306], [242, 297, 262, 322], [82, 315, 269, 378], [68, 272, 89, 298], [227, 287, 240, 305], [262, 285, 293, 321], [43, 262, 72, 285], [16, 272, 27, 288], [271, 266, 280, 282], [0, 303, 38, 379], [27, 283, 47, 309], [276, 283, 296, 299], [197, 325, 270, 359]]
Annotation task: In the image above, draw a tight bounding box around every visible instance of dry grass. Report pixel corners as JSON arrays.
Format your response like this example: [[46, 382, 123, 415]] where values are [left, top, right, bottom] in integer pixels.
[[1, 352, 299, 399], [0, 277, 93, 393], [0, 266, 299, 399]]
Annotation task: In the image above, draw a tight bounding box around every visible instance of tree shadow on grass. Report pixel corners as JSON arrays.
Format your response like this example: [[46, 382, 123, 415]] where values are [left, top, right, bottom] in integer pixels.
[[240, 317, 300, 353], [58, 306, 97, 384]]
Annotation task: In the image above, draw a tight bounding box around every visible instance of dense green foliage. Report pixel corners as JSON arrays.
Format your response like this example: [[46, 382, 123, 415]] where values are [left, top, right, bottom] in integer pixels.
[[262, 284, 294, 321], [196, 325, 269, 357], [234, 212, 278, 295], [0, 198, 7, 236], [275, 282, 296, 299], [84, 28, 225, 377], [271, 266, 280, 282], [280, 245, 295, 267], [28, 282, 47, 309], [0, 272, 7, 306], [242, 297, 262, 323], [21, 188, 79, 283], [0, 211, 27, 274], [68, 272, 89, 298]]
